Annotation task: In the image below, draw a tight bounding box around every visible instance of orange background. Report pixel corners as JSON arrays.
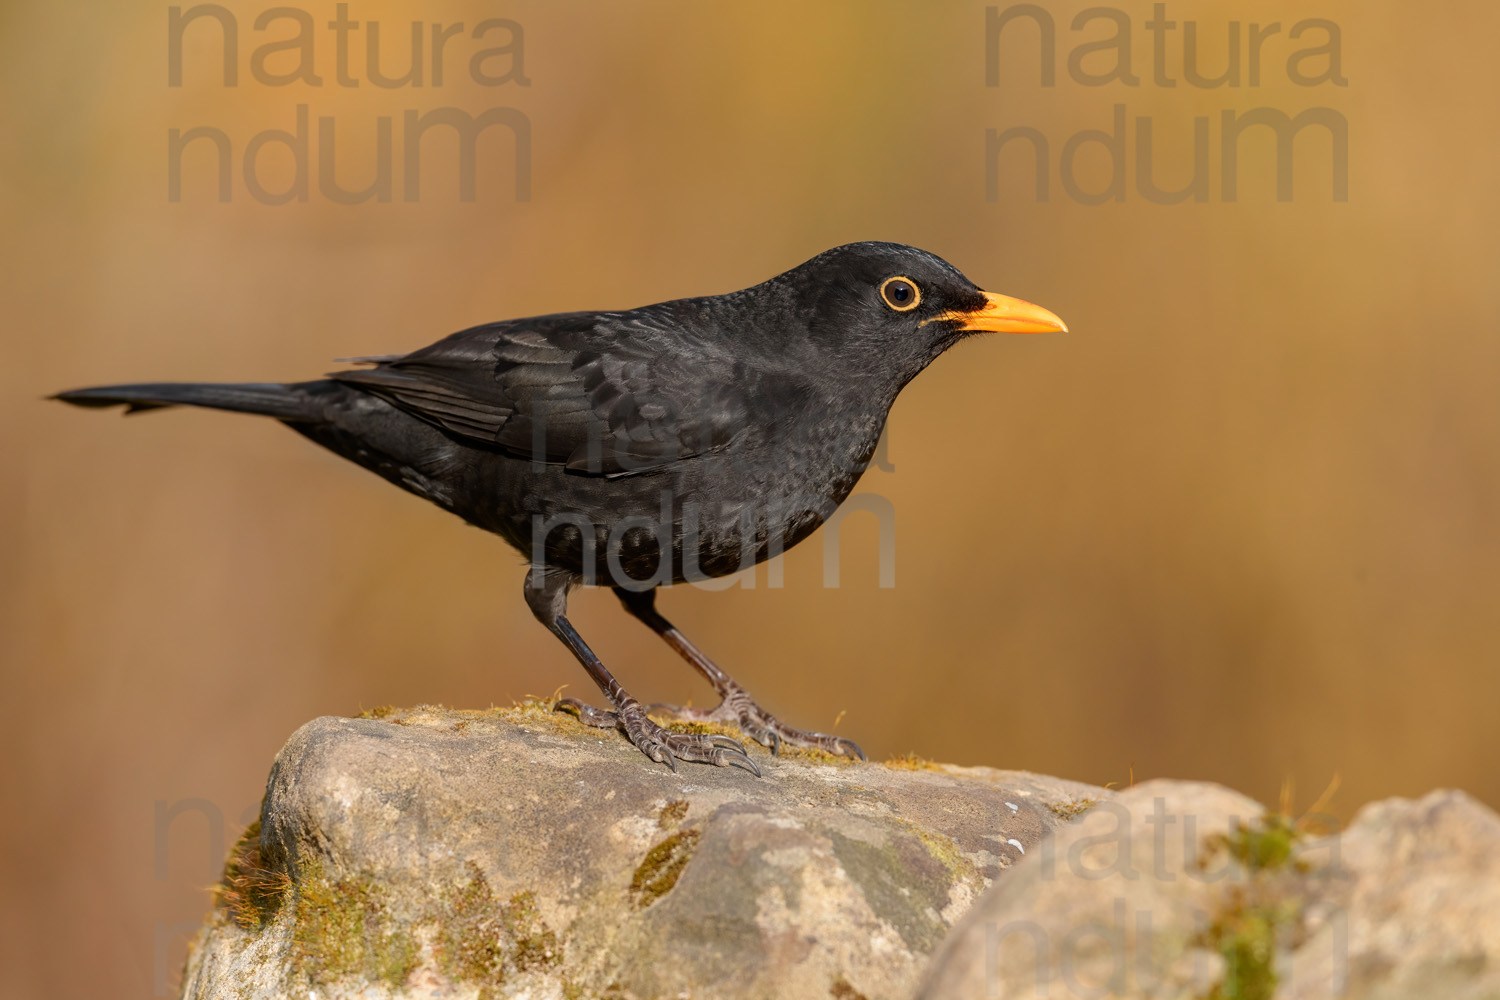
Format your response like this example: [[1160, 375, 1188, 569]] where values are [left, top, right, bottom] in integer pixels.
[[3, 2, 1497, 997]]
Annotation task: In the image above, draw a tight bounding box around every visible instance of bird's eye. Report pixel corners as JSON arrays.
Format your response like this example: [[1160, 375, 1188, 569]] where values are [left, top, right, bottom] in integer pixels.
[[879, 276, 921, 312]]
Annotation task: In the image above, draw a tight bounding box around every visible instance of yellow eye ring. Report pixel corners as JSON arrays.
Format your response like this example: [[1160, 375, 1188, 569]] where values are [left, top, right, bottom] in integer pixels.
[[880, 276, 921, 312]]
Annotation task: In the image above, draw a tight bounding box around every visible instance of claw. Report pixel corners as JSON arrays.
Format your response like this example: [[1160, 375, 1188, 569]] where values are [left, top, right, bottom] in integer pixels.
[[720, 749, 761, 777], [656, 745, 677, 772], [573, 683, 852, 774]]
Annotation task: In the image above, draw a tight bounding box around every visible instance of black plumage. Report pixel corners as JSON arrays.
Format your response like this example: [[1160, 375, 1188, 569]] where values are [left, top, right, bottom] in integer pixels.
[[53, 242, 1066, 773]]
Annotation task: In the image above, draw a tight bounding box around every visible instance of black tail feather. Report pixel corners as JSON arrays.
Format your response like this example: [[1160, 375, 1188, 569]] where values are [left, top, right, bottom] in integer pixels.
[[51, 382, 317, 421]]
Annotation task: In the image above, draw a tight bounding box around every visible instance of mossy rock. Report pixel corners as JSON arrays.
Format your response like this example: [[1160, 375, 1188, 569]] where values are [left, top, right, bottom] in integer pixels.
[[180, 706, 1104, 999]]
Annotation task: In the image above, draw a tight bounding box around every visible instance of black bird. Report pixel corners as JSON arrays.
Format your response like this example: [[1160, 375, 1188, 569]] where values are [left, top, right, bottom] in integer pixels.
[[53, 242, 1066, 775]]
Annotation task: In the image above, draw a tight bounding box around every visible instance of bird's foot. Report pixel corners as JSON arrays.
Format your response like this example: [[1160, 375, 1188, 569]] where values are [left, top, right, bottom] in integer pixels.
[[554, 698, 761, 776], [644, 685, 866, 761]]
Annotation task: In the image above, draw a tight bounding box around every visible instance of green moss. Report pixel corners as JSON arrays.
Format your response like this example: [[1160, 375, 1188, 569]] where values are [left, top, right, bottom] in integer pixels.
[[883, 752, 941, 771], [1046, 797, 1100, 821], [352, 703, 420, 726], [437, 865, 505, 990], [1218, 814, 1302, 872], [1195, 814, 1308, 1000], [212, 819, 290, 931], [911, 825, 979, 885], [658, 799, 689, 830], [648, 713, 744, 743], [436, 862, 561, 997], [493, 695, 601, 737], [499, 695, 574, 723], [1203, 903, 1285, 1000], [354, 699, 603, 739], [630, 828, 702, 907], [785, 744, 860, 766], [291, 855, 418, 990], [374, 925, 420, 986], [504, 890, 562, 973]]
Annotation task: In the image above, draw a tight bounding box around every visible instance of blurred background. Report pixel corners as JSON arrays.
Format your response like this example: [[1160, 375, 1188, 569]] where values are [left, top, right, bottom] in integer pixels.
[[2, 0, 1497, 996]]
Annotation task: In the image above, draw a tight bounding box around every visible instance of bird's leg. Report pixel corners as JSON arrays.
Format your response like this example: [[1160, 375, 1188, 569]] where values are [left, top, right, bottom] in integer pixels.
[[523, 568, 759, 775], [613, 587, 866, 761]]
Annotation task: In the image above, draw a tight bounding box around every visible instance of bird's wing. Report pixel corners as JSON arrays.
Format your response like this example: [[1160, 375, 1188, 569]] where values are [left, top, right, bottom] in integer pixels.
[[328, 313, 756, 476]]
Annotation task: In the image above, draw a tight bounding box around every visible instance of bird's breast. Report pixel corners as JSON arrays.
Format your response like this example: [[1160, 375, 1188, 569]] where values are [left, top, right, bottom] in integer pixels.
[[472, 401, 890, 587]]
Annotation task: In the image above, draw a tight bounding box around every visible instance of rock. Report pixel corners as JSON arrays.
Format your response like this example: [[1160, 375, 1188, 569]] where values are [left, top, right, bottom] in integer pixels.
[[915, 780, 1265, 1000], [1283, 789, 1500, 1000], [915, 781, 1500, 1000], [180, 704, 1109, 1000]]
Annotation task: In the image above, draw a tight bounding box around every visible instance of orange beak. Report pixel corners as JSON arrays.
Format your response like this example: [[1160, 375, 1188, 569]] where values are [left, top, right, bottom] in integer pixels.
[[929, 291, 1068, 334]]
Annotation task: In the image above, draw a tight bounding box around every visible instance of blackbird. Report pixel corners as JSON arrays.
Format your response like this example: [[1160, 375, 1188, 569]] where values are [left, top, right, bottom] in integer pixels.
[[53, 242, 1065, 775]]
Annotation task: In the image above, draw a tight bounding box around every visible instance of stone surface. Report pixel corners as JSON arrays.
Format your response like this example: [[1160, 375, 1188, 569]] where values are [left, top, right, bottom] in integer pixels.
[[1282, 788, 1500, 1000], [180, 704, 1109, 1000], [916, 781, 1500, 1000]]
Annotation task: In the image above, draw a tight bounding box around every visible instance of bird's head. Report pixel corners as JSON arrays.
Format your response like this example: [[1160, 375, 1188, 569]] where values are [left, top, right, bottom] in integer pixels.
[[778, 241, 1067, 391]]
